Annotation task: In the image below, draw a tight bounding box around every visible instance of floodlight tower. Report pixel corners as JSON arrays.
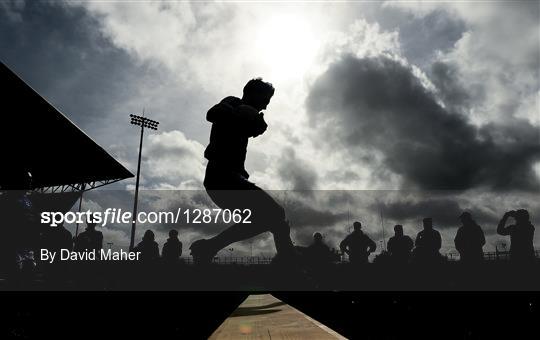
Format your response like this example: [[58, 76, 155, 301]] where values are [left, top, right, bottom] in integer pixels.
[[129, 112, 159, 251]]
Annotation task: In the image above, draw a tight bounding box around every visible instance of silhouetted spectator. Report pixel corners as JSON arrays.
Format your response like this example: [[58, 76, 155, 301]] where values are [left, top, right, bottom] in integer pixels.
[[42, 222, 73, 255], [162, 229, 182, 263], [387, 225, 413, 263], [454, 212, 485, 263], [74, 221, 103, 252], [41, 222, 73, 278], [497, 209, 535, 263], [0, 169, 38, 274], [190, 78, 298, 265], [306, 232, 334, 263], [413, 218, 442, 264], [340, 221, 376, 264], [134, 230, 160, 261]]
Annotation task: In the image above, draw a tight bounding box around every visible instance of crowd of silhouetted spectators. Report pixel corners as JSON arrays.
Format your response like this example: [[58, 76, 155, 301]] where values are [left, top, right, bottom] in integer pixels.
[[300, 209, 536, 267]]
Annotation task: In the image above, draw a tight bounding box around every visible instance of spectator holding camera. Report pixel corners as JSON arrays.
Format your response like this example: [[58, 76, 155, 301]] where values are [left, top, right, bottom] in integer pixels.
[[497, 209, 535, 263]]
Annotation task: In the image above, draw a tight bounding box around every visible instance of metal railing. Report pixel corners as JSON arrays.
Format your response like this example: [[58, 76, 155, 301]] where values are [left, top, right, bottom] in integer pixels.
[[446, 250, 540, 261], [181, 250, 540, 265], [180, 256, 273, 265]]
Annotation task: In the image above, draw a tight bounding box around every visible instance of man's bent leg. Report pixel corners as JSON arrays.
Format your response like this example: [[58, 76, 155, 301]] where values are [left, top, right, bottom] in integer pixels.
[[205, 186, 295, 256], [271, 219, 295, 257]]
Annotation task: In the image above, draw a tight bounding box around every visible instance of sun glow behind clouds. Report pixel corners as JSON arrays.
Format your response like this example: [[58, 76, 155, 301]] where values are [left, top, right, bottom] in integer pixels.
[[534, 162, 540, 182], [254, 13, 320, 83]]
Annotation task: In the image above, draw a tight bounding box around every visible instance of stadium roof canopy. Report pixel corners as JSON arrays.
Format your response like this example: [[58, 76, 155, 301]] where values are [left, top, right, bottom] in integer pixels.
[[1, 62, 134, 193]]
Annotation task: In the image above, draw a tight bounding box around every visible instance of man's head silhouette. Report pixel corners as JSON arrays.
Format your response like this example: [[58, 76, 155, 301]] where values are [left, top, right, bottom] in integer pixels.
[[353, 221, 362, 232], [169, 229, 179, 238], [514, 209, 530, 223], [313, 232, 323, 243], [242, 78, 275, 111], [423, 217, 433, 230], [394, 224, 403, 236], [143, 230, 155, 242], [459, 211, 473, 225]]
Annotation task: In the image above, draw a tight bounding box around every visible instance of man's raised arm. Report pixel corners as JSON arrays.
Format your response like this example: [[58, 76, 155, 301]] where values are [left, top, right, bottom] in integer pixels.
[[497, 211, 513, 236], [234, 104, 268, 137]]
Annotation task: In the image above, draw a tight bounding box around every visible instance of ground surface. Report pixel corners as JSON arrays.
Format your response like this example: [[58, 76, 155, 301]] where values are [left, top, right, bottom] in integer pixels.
[[1, 291, 538, 339], [209, 294, 346, 339]]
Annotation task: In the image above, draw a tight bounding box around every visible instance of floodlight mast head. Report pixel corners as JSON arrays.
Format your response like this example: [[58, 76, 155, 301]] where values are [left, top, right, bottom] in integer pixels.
[[129, 114, 159, 130]]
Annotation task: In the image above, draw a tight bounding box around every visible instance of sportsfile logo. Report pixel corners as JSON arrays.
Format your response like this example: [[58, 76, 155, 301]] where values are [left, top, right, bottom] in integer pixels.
[[40, 208, 252, 227]]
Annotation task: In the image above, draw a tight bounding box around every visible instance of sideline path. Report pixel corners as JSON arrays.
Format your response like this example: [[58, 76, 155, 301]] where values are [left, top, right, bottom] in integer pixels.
[[209, 294, 347, 339]]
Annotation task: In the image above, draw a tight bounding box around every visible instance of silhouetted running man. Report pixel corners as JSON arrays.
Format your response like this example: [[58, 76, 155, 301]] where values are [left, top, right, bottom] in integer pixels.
[[413, 218, 442, 264], [74, 221, 103, 252], [387, 225, 413, 264], [134, 230, 160, 262], [190, 78, 296, 264], [162, 229, 182, 263], [306, 232, 334, 263], [497, 209, 535, 263], [454, 212, 485, 264], [340, 221, 376, 264]]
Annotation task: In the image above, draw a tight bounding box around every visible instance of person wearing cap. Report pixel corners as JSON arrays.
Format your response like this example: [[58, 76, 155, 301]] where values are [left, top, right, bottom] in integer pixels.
[[340, 221, 376, 264], [454, 212, 485, 264], [497, 209, 535, 263], [387, 224, 414, 264], [413, 217, 442, 264]]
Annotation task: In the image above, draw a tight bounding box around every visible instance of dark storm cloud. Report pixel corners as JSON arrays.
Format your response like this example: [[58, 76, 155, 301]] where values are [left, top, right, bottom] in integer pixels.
[[375, 195, 524, 232], [430, 61, 476, 112], [396, 10, 466, 67], [377, 198, 465, 228], [306, 55, 540, 191], [0, 2, 142, 132], [325, 190, 356, 208], [359, 6, 466, 67], [325, 169, 361, 183], [285, 195, 348, 229], [277, 147, 318, 191]]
